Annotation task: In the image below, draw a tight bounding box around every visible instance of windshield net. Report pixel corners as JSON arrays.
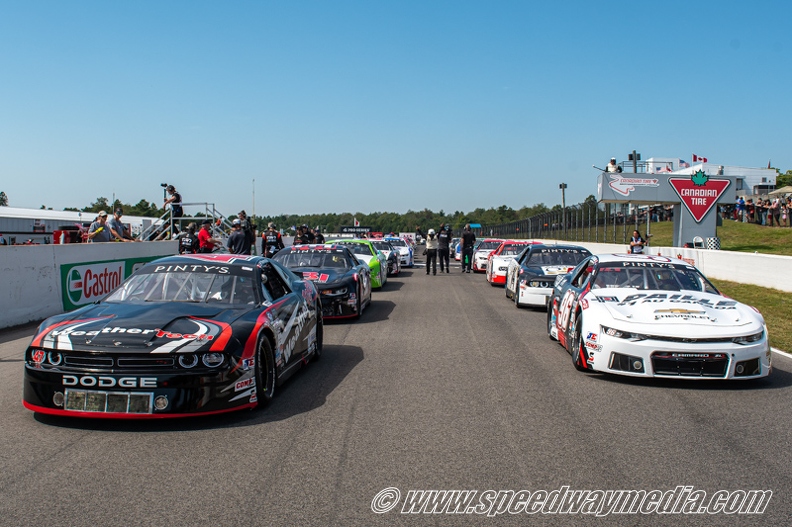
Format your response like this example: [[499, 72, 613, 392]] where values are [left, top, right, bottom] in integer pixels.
[[528, 250, 590, 266], [274, 251, 351, 269], [105, 271, 258, 304]]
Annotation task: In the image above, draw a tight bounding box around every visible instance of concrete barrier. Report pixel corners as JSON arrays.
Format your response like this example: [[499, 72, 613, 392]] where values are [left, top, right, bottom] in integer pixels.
[[0, 241, 178, 329], [534, 239, 792, 292]]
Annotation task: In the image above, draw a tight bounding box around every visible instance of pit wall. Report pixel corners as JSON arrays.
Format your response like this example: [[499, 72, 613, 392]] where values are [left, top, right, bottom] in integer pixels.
[[534, 239, 792, 293], [0, 242, 178, 330]]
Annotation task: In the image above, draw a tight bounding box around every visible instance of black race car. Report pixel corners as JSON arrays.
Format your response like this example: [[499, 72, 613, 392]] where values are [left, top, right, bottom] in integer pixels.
[[23, 254, 323, 419], [504, 244, 592, 308], [272, 244, 372, 320]]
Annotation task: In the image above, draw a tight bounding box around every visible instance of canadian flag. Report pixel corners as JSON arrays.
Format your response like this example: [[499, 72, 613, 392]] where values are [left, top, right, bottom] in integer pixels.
[[353, 217, 360, 227], [692, 154, 708, 163]]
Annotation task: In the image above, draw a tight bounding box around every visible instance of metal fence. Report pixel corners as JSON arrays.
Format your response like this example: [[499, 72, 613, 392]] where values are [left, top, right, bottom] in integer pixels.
[[475, 201, 674, 244]]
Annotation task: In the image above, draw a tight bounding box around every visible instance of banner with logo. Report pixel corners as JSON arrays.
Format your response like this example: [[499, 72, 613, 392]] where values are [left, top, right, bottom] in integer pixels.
[[60, 256, 161, 311]]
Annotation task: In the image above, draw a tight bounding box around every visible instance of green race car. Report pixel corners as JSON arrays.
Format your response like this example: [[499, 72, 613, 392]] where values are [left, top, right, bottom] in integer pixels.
[[329, 239, 388, 289]]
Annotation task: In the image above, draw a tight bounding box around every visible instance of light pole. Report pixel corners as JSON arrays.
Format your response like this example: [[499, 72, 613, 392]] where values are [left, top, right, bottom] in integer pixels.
[[559, 183, 567, 239]]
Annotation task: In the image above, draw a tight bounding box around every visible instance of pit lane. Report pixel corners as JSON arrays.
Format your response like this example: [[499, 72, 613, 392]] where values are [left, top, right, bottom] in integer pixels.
[[1, 257, 791, 526]]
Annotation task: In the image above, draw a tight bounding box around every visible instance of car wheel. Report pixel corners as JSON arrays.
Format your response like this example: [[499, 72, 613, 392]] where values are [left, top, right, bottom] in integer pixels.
[[547, 299, 558, 341], [312, 312, 323, 361], [570, 314, 588, 372], [355, 284, 363, 320], [254, 336, 276, 408], [514, 286, 521, 308]]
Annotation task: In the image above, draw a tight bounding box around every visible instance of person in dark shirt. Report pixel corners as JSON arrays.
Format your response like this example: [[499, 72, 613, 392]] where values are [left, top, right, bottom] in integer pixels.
[[164, 185, 183, 218], [237, 210, 255, 254], [313, 228, 325, 244], [460, 224, 476, 273], [302, 224, 315, 244], [178, 222, 200, 254], [437, 224, 452, 273], [227, 219, 248, 254], [262, 222, 285, 255]]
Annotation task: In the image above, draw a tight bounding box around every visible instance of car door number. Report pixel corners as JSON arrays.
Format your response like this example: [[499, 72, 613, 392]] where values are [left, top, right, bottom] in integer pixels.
[[558, 289, 576, 331]]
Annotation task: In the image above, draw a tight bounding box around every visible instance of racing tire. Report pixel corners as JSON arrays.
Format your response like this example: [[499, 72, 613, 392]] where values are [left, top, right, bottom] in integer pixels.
[[254, 336, 277, 408], [514, 286, 522, 308], [354, 284, 363, 320], [547, 300, 558, 341], [312, 312, 324, 361], [570, 314, 588, 372]]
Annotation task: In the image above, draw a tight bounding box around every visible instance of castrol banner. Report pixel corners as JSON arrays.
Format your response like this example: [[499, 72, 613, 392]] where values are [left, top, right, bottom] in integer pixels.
[[60, 257, 159, 311]]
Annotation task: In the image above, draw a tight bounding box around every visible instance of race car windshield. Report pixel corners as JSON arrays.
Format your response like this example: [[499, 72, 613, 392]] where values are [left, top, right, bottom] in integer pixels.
[[500, 245, 526, 256], [477, 241, 501, 251], [105, 272, 258, 304], [273, 251, 351, 269], [386, 239, 406, 247], [337, 243, 373, 256], [528, 250, 589, 266], [591, 264, 719, 294], [372, 242, 392, 252]]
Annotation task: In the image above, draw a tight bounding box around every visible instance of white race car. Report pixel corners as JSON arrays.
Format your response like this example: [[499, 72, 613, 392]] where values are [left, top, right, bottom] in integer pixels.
[[384, 236, 414, 268], [485, 240, 536, 286], [547, 253, 771, 379], [472, 239, 503, 272]]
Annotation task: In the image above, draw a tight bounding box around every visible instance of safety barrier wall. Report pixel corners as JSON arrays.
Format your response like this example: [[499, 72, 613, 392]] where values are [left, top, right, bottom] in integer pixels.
[[534, 239, 792, 293], [0, 241, 178, 330]]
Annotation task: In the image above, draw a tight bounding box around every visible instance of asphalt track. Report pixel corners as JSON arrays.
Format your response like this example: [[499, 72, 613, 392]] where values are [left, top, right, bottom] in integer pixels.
[[1, 256, 791, 526]]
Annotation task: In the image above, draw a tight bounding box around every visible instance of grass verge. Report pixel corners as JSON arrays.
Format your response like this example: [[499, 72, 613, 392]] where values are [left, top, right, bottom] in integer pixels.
[[710, 278, 792, 352]]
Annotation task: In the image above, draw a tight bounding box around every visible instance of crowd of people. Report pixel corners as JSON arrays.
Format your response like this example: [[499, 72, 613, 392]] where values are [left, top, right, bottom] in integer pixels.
[[730, 196, 792, 227]]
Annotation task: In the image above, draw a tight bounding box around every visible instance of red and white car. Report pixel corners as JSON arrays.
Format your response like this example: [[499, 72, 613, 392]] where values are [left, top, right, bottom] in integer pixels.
[[472, 239, 504, 273], [485, 240, 537, 286]]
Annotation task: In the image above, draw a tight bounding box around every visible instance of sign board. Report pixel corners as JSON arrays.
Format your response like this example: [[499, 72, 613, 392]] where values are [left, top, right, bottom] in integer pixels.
[[60, 256, 161, 311], [340, 226, 372, 234], [597, 170, 737, 247]]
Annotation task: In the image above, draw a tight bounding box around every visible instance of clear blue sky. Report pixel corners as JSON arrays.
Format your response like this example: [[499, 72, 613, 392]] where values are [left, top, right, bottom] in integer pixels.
[[1, 1, 789, 216]]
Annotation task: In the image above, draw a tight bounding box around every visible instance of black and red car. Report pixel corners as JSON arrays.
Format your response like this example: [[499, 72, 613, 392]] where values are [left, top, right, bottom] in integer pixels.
[[272, 244, 372, 320], [23, 254, 323, 419]]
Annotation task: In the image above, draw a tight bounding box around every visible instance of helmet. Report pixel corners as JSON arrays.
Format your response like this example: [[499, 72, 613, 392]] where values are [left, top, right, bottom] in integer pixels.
[[268, 222, 275, 229], [428, 229, 436, 235]]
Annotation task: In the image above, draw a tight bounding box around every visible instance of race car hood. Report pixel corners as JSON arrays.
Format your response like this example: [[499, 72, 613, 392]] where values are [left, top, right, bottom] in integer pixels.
[[291, 267, 347, 286], [588, 289, 762, 335], [354, 254, 376, 266], [33, 302, 244, 352], [535, 265, 577, 276]]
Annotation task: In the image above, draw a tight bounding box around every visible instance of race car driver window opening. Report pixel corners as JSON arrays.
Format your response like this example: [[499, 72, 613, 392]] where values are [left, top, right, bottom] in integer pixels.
[[572, 265, 594, 288], [261, 263, 289, 300]]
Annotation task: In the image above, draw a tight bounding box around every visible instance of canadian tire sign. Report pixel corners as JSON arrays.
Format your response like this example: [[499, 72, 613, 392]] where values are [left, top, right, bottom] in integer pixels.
[[60, 257, 160, 311], [669, 171, 731, 223]]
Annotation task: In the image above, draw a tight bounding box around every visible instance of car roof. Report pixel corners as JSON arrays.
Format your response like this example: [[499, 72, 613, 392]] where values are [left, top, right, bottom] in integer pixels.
[[528, 243, 591, 252], [592, 253, 686, 265], [152, 254, 267, 267]]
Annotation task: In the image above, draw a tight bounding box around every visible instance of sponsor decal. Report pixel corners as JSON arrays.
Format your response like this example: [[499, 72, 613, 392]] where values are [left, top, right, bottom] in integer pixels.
[[235, 378, 255, 391], [579, 298, 589, 310], [155, 329, 214, 341], [608, 173, 659, 197], [242, 358, 255, 370], [152, 264, 230, 274], [596, 296, 619, 303], [669, 172, 731, 223], [303, 272, 330, 282], [585, 341, 601, 351], [586, 332, 597, 342], [619, 293, 737, 309], [66, 263, 123, 306], [63, 375, 157, 388]]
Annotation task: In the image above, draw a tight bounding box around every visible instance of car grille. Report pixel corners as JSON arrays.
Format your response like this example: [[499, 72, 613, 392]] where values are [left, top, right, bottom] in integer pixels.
[[651, 351, 729, 377], [56, 353, 175, 370], [65, 389, 153, 414]]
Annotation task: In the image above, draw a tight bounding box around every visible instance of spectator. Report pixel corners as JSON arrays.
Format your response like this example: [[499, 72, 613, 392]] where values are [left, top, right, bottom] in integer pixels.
[[87, 211, 112, 242], [227, 219, 248, 254], [237, 210, 255, 254], [107, 209, 135, 242], [437, 223, 452, 273], [460, 224, 476, 273], [736, 197, 745, 222], [198, 219, 221, 253], [302, 224, 315, 244], [262, 222, 285, 256], [424, 229, 438, 275], [0, 233, 6, 245], [605, 157, 622, 173], [164, 185, 183, 219], [177, 223, 200, 254], [770, 198, 781, 227], [629, 230, 645, 254], [745, 199, 755, 223], [314, 228, 325, 244]]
